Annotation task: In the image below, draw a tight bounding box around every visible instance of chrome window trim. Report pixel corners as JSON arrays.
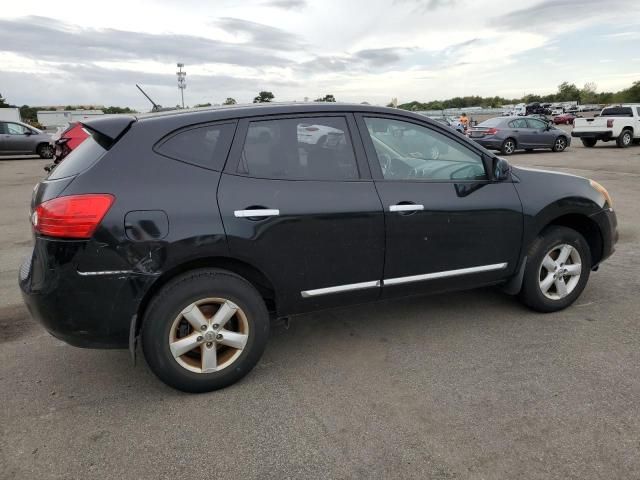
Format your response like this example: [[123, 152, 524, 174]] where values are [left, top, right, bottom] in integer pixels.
[[77, 270, 133, 276], [301, 280, 380, 298], [383, 263, 508, 286]]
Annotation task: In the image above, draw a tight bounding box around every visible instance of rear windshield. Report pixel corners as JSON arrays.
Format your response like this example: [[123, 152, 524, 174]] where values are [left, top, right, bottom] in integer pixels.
[[478, 118, 502, 127], [601, 107, 633, 117], [47, 133, 106, 180]]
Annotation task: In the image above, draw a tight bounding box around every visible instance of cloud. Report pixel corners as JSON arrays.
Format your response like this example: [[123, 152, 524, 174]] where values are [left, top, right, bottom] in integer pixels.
[[261, 0, 307, 9], [393, 0, 463, 12], [354, 47, 412, 66], [494, 0, 639, 31], [214, 17, 303, 50], [0, 16, 291, 67]]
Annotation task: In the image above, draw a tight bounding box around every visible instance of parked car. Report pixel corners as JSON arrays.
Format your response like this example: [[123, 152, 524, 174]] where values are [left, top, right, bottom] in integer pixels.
[[45, 122, 91, 172], [467, 116, 571, 154], [551, 107, 565, 115], [553, 113, 577, 125], [0, 121, 53, 158], [572, 104, 640, 148], [20, 103, 617, 392], [428, 116, 465, 133], [526, 103, 552, 115]]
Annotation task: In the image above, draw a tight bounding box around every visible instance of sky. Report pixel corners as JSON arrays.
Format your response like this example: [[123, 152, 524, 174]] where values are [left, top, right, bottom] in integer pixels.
[[1, 0, 639, 111]]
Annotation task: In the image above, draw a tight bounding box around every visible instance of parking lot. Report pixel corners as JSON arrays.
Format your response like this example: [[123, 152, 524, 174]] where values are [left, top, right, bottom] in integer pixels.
[[1, 132, 639, 479]]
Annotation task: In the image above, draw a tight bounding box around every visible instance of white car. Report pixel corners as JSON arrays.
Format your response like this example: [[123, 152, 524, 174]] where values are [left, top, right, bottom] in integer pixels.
[[297, 123, 344, 146], [572, 104, 640, 148], [551, 108, 564, 115]]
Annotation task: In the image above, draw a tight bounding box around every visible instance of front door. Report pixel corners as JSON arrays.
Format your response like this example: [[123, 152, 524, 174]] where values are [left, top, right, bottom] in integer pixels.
[[4, 122, 33, 153], [523, 117, 555, 147], [218, 114, 385, 315], [356, 114, 523, 298]]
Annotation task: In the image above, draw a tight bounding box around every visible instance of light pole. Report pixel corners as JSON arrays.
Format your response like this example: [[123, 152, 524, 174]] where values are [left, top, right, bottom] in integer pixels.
[[177, 63, 186, 108]]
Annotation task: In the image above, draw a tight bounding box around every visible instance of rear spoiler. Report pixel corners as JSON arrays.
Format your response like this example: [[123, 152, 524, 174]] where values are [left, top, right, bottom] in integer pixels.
[[82, 115, 136, 148]]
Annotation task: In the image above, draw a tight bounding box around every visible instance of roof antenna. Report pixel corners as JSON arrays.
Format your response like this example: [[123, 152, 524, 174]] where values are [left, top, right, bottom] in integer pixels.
[[136, 84, 161, 112]]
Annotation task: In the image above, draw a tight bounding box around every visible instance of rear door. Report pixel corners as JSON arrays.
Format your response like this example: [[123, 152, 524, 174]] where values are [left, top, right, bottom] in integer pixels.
[[217, 113, 385, 315], [356, 114, 523, 298]]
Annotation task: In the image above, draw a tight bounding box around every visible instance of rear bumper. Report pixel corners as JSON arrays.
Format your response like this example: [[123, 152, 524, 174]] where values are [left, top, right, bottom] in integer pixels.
[[19, 238, 155, 349], [571, 130, 613, 141], [469, 137, 503, 149], [589, 207, 618, 267]]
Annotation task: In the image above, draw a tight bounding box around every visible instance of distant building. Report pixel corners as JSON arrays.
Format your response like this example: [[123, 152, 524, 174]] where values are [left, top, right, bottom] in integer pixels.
[[37, 110, 104, 128]]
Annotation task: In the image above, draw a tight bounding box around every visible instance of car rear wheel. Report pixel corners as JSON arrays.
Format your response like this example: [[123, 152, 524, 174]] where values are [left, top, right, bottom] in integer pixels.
[[518, 226, 591, 313], [616, 129, 632, 148], [552, 136, 567, 152], [501, 138, 516, 155], [581, 138, 597, 148], [37, 143, 54, 159], [141, 268, 269, 392]]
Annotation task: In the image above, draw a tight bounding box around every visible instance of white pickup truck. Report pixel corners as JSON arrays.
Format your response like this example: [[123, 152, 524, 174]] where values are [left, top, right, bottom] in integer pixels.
[[571, 104, 640, 148]]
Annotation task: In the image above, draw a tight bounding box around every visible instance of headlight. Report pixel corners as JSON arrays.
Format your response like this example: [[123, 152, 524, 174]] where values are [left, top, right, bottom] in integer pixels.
[[589, 179, 613, 208]]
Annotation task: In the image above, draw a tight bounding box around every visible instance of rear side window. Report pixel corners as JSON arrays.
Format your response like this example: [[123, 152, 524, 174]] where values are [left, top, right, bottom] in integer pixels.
[[48, 133, 106, 180], [508, 119, 527, 128], [156, 122, 236, 170], [238, 117, 359, 180], [601, 107, 633, 117]]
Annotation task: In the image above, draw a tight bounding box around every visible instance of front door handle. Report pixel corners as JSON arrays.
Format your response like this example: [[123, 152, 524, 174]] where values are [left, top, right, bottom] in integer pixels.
[[234, 208, 280, 218], [389, 204, 424, 212]]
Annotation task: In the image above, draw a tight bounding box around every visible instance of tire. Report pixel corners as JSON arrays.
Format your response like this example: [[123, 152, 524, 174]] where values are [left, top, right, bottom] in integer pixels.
[[501, 138, 516, 155], [616, 129, 632, 148], [552, 136, 567, 152], [518, 226, 591, 313], [581, 138, 597, 148], [37, 143, 54, 159], [141, 268, 270, 392]]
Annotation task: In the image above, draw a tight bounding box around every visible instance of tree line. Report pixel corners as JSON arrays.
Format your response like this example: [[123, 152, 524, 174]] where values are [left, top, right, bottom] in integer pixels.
[[396, 80, 640, 111]]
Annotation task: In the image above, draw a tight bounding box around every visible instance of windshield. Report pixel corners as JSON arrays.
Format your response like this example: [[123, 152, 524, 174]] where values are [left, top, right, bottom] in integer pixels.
[[47, 133, 107, 180], [478, 118, 502, 127]]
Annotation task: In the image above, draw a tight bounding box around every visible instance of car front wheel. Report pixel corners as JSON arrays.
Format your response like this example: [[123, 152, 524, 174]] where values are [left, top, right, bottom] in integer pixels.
[[141, 268, 269, 392], [518, 226, 591, 312]]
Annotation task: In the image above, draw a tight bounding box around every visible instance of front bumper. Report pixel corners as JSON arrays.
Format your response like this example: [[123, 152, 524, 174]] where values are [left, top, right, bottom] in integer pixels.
[[589, 207, 618, 267], [19, 238, 155, 349], [571, 130, 613, 141]]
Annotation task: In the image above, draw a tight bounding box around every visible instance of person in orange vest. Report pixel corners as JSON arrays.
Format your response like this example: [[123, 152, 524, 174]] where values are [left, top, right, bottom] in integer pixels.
[[459, 112, 470, 131]]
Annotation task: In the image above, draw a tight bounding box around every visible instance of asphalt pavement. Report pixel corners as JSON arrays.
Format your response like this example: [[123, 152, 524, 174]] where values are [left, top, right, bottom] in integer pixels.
[[1, 136, 639, 479]]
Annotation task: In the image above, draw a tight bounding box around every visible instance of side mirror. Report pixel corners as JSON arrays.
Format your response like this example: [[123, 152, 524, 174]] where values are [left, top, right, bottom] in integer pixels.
[[492, 157, 510, 181], [24, 130, 33, 136]]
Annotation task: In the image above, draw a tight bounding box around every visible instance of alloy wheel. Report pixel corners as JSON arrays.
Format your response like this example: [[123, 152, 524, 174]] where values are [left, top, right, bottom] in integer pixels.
[[504, 140, 515, 154], [555, 138, 566, 151], [623, 132, 631, 146], [538, 244, 582, 300], [169, 298, 249, 374]]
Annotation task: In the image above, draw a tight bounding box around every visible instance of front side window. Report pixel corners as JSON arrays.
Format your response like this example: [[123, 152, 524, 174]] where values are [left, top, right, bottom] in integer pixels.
[[239, 117, 358, 180], [156, 122, 236, 170], [526, 118, 547, 129], [363, 117, 487, 181], [7, 123, 28, 135]]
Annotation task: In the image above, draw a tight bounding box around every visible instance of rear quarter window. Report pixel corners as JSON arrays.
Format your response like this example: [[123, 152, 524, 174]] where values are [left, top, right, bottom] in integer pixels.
[[155, 122, 236, 170]]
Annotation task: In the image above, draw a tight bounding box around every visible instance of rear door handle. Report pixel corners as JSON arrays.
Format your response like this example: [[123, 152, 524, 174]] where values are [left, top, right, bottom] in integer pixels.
[[234, 209, 280, 218], [389, 204, 424, 212]]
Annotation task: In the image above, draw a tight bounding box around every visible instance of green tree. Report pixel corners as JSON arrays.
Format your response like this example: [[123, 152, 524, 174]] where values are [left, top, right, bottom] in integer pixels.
[[253, 91, 274, 103], [556, 82, 581, 102], [0, 93, 8, 107], [223, 97, 237, 105], [580, 82, 598, 104], [103, 106, 137, 114], [315, 94, 336, 102]]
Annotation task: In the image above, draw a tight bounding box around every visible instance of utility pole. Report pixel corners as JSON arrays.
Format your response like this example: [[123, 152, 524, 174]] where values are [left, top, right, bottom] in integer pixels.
[[177, 63, 186, 108]]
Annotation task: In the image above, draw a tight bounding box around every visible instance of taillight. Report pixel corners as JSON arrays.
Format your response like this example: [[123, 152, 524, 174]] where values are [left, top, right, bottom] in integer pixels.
[[607, 119, 614, 128], [32, 194, 114, 239], [485, 128, 499, 135]]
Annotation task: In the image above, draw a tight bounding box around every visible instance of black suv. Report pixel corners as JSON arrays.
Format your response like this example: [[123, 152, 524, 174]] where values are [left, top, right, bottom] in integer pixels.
[[20, 103, 617, 392]]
